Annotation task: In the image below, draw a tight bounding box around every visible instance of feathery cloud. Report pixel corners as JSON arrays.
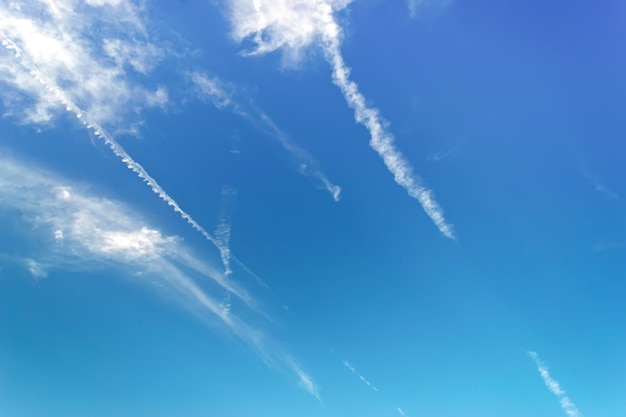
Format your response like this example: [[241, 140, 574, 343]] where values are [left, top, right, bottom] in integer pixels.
[[190, 71, 342, 202], [215, 185, 237, 277], [0, 0, 167, 128], [528, 351, 583, 417], [0, 153, 320, 400], [224, 0, 454, 238], [0, 17, 261, 292]]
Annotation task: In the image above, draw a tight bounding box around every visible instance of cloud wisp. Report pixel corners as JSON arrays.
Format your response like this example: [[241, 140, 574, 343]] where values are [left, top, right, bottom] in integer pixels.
[[0, 153, 320, 400], [528, 351, 583, 417], [190, 71, 342, 202], [341, 359, 410, 415], [0, 1, 265, 290], [225, 0, 455, 239], [0, 0, 167, 129], [407, 0, 454, 20], [215, 185, 237, 277], [342, 360, 379, 392]]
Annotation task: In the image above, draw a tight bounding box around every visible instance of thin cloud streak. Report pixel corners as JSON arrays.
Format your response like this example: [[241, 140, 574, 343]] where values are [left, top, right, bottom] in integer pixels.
[[225, 0, 454, 238], [0, 33, 264, 292], [0, 154, 320, 400], [215, 185, 237, 277], [528, 351, 583, 417], [190, 71, 341, 201], [342, 360, 379, 392], [321, 31, 455, 239]]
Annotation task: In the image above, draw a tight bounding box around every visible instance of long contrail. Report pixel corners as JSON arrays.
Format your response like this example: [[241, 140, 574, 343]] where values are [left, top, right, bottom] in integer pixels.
[[528, 351, 583, 417], [227, 0, 455, 239], [0, 35, 263, 286], [319, 22, 455, 240]]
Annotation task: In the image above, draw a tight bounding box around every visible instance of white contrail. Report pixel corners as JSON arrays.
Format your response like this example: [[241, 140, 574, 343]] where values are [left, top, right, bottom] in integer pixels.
[[0, 35, 260, 283], [189, 71, 342, 202], [342, 360, 379, 392], [226, 0, 455, 239], [319, 25, 455, 239], [528, 351, 583, 417], [215, 185, 236, 276], [396, 407, 406, 416]]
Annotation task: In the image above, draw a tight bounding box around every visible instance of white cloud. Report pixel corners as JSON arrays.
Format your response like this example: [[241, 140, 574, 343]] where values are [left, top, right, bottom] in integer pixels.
[[223, 0, 454, 238], [289, 360, 322, 402], [190, 71, 342, 202], [0, 153, 320, 400], [407, 0, 453, 20], [25, 258, 47, 280], [342, 360, 379, 392], [528, 351, 583, 417], [215, 185, 237, 276], [1, 26, 258, 290], [0, 0, 167, 128], [396, 407, 406, 416]]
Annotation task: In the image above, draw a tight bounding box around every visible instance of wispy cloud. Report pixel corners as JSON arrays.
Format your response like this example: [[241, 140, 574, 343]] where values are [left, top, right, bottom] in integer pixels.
[[528, 351, 583, 417], [224, 0, 455, 238], [342, 360, 379, 392], [407, 0, 454, 20], [190, 71, 342, 202], [0, 153, 320, 400], [582, 169, 619, 201], [215, 185, 237, 277], [0, 2, 264, 291], [0, 0, 167, 129], [396, 407, 406, 416]]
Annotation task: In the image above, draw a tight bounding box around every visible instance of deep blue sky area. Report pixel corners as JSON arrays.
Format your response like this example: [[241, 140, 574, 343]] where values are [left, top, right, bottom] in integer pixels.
[[1, 1, 625, 417]]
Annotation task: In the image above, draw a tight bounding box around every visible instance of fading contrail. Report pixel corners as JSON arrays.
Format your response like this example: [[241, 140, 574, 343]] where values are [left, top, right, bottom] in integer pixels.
[[190, 71, 342, 202], [342, 360, 379, 392], [0, 35, 264, 288], [528, 351, 583, 417], [215, 185, 236, 277]]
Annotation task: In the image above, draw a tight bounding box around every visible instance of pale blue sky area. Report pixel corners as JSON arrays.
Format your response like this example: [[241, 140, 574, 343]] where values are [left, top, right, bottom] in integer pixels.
[[1, 1, 625, 417]]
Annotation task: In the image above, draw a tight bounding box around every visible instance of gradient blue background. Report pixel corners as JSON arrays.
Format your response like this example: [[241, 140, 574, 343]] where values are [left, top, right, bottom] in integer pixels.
[[1, 1, 625, 416]]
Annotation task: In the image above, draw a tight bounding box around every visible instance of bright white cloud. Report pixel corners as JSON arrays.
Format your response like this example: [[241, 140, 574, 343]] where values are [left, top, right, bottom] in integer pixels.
[[0, 153, 320, 400], [528, 351, 583, 417], [0, 22, 256, 291], [224, 0, 454, 238], [190, 71, 342, 201], [0, 0, 167, 128]]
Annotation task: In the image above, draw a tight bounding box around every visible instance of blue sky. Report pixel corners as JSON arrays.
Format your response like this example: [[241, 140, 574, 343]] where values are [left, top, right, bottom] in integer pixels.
[[1, 0, 625, 416]]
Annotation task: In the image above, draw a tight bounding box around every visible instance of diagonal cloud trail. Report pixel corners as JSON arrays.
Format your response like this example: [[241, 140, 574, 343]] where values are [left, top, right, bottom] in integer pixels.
[[0, 153, 320, 400], [225, 0, 454, 239], [342, 360, 379, 392], [319, 19, 454, 240], [0, 35, 266, 292], [341, 358, 409, 415], [528, 351, 583, 417], [215, 185, 236, 277], [189, 71, 341, 202]]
